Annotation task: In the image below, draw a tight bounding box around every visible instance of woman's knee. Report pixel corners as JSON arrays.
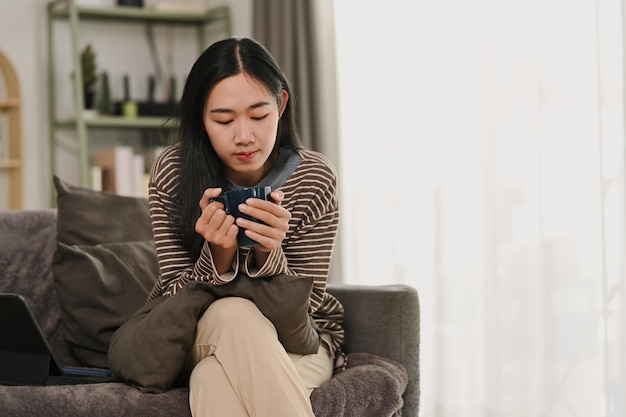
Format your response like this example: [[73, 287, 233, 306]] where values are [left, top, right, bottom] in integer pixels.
[[189, 355, 221, 387], [206, 297, 260, 319], [197, 297, 276, 337]]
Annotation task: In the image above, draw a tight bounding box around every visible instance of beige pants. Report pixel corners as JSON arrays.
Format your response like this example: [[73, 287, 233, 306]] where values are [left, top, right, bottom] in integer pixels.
[[187, 297, 333, 417]]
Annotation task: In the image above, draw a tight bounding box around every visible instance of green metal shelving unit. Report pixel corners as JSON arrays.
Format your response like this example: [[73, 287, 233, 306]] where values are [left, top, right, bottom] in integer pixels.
[[46, 0, 232, 192]]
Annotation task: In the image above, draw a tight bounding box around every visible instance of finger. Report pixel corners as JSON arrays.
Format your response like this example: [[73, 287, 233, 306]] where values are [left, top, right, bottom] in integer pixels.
[[198, 200, 218, 224], [197, 210, 237, 246], [236, 217, 286, 243], [213, 217, 239, 247], [198, 197, 227, 224], [243, 228, 279, 251], [216, 213, 236, 236], [196, 205, 222, 236], [269, 190, 284, 204], [239, 202, 291, 226], [198, 202, 229, 232], [205, 197, 226, 214], [243, 192, 283, 210], [241, 196, 290, 216], [199, 188, 223, 210]]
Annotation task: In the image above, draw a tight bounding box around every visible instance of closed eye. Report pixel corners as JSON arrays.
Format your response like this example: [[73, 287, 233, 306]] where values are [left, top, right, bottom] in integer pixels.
[[252, 114, 268, 121], [216, 120, 233, 125]]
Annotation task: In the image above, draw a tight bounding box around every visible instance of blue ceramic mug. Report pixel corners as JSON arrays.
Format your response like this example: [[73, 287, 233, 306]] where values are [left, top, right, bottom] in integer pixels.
[[210, 186, 272, 247]]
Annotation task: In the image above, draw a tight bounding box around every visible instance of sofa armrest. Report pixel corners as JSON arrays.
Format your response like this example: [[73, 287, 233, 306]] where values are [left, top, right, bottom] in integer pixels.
[[326, 283, 419, 417], [0, 209, 58, 315]]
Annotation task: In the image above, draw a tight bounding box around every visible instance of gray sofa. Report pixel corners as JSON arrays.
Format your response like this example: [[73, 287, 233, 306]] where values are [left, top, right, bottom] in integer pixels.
[[0, 209, 419, 416]]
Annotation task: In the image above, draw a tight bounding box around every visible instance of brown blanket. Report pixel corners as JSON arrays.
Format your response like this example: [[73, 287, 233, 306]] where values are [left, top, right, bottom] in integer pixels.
[[108, 276, 321, 392]]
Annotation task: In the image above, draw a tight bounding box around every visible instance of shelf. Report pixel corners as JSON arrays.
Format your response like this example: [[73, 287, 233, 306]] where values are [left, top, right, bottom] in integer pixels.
[[0, 159, 21, 169], [47, 0, 231, 192], [0, 98, 19, 110], [48, 3, 230, 26], [55, 116, 178, 129]]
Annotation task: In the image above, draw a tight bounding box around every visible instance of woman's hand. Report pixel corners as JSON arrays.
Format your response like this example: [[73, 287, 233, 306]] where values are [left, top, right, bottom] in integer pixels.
[[196, 188, 238, 274], [236, 190, 291, 255], [195, 188, 239, 248]]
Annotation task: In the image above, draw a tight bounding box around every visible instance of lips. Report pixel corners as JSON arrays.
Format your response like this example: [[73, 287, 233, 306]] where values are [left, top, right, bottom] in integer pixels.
[[235, 151, 257, 161]]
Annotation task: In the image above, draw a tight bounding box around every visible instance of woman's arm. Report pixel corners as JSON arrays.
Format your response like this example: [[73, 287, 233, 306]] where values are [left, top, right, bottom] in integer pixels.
[[147, 146, 240, 299], [240, 151, 340, 312]]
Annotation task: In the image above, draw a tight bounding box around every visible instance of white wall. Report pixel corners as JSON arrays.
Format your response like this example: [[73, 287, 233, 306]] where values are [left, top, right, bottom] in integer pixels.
[[0, 0, 252, 209], [0, 0, 49, 209]]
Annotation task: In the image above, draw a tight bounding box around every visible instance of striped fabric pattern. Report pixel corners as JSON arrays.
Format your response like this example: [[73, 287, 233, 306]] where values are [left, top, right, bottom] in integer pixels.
[[146, 144, 345, 355]]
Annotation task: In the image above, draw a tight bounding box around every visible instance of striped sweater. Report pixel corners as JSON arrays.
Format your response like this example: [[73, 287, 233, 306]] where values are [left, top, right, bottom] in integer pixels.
[[146, 143, 345, 357]]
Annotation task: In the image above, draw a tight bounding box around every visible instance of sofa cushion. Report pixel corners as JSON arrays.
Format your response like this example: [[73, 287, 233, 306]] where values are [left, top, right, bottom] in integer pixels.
[[0, 352, 407, 417], [54, 175, 153, 246], [53, 241, 158, 368], [51, 176, 157, 368], [311, 352, 408, 417]]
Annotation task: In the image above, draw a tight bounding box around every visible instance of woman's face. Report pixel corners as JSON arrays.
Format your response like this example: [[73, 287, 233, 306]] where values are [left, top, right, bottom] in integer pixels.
[[203, 72, 288, 187]]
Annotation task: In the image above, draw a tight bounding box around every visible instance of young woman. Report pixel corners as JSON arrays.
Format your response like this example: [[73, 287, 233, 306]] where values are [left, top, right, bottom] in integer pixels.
[[146, 37, 345, 417]]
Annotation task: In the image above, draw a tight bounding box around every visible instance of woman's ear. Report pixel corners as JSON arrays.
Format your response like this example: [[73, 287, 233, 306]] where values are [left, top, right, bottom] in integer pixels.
[[279, 90, 289, 117]]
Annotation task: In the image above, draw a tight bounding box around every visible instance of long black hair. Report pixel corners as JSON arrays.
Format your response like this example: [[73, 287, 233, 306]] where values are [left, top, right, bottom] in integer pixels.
[[174, 37, 302, 259]]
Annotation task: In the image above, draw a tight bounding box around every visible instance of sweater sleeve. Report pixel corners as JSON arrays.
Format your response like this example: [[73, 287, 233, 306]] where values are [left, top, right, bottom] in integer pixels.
[[241, 151, 340, 314], [283, 181, 339, 314], [146, 146, 239, 301]]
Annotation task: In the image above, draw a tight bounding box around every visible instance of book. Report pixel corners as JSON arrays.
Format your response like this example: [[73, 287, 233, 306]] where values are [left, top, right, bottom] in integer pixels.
[[90, 165, 102, 192], [94, 146, 141, 197], [133, 153, 146, 197]]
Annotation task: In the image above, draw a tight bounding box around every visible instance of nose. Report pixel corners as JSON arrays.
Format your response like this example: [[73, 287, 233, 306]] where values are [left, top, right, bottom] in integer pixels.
[[234, 119, 254, 144]]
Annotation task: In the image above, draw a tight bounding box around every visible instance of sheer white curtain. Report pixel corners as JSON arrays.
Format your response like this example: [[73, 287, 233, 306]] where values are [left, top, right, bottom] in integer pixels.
[[334, 0, 625, 416]]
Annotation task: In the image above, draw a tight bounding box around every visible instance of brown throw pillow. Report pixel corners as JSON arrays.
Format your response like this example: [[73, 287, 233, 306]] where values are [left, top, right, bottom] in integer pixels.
[[53, 241, 158, 368], [51, 176, 156, 367], [54, 175, 153, 246], [210, 274, 321, 354]]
